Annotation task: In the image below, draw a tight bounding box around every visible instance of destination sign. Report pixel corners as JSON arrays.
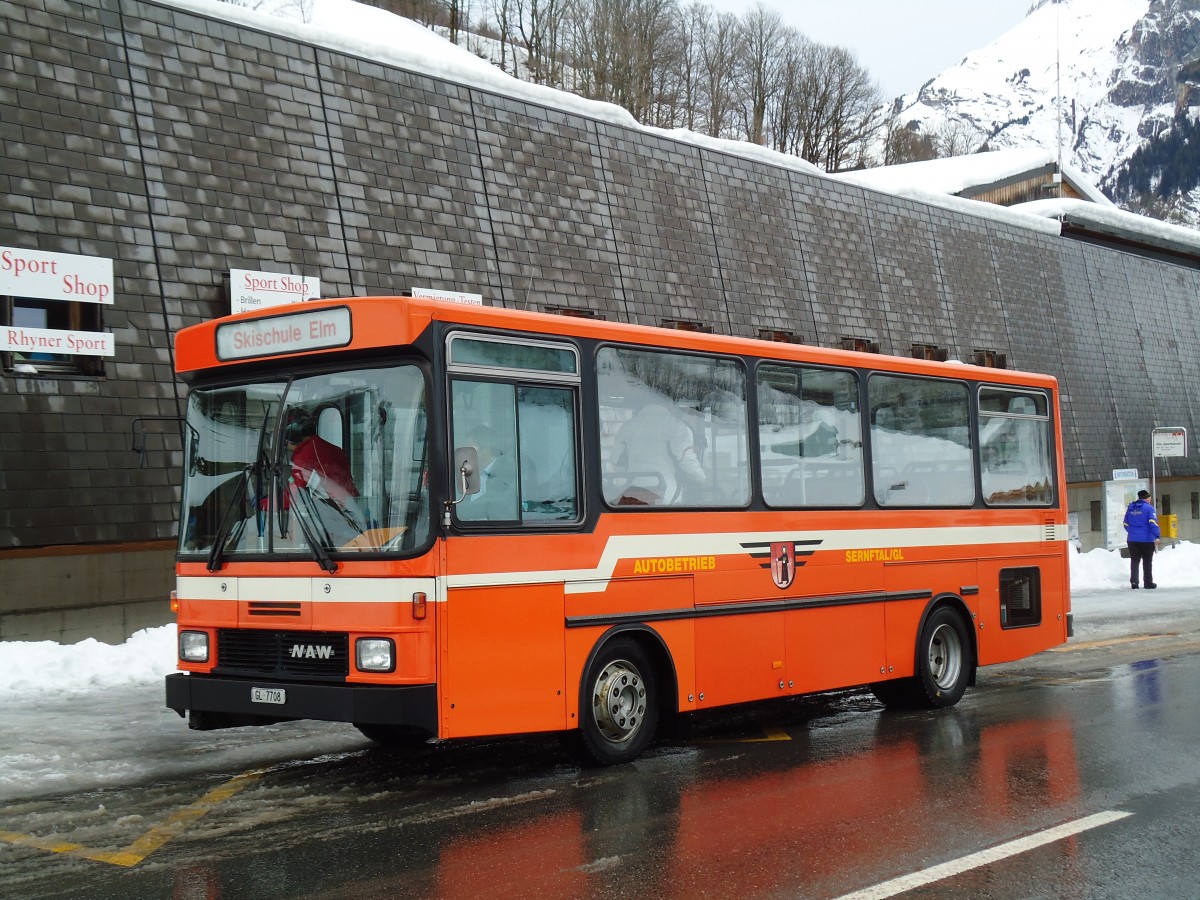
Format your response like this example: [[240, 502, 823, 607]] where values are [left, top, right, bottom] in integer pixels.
[[215, 306, 352, 361]]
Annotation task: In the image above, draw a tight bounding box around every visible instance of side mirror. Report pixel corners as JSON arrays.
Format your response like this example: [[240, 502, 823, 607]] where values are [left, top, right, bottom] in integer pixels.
[[452, 446, 481, 502]]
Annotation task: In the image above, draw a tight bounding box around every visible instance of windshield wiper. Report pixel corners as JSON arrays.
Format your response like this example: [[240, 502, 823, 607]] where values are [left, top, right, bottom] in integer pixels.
[[284, 480, 339, 574], [206, 466, 251, 572]]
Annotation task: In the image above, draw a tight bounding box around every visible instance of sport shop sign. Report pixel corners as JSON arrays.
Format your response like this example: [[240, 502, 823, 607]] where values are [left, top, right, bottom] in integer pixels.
[[230, 269, 320, 314], [0, 246, 115, 357], [0, 247, 114, 304]]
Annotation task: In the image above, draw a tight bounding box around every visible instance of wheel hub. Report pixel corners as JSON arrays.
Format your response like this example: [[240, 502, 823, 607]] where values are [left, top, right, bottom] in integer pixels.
[[592, 659, 647, 744], [928, 622, 963, 690]]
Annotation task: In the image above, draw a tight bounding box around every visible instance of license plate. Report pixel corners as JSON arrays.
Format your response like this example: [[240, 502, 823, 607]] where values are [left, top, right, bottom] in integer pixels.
[[251, 687, 286, 705]]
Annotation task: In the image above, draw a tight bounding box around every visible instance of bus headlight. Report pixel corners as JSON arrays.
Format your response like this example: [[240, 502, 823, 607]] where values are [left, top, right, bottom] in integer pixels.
[[179, 630, 209, 663], [356, 638, 395, 673]]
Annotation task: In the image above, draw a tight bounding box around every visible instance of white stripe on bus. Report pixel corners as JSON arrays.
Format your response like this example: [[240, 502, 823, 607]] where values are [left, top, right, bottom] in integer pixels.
[[175, 576, 436, 603], [449, 523, 1068, 592], [177, 523, 1066, 599]]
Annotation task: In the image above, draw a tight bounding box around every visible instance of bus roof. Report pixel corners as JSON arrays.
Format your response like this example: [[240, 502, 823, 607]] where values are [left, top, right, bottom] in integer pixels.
[[174, 295, 1058, 390]]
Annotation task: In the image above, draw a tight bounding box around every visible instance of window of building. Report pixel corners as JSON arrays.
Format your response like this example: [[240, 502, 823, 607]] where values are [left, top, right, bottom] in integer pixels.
[[1, 296, 105, 376], [1191, 492, 1198, 520], [1090, 500, 1103, 532]]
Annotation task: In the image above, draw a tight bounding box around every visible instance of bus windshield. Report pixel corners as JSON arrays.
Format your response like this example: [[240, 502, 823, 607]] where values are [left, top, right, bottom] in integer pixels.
[[179, 364, 429, 565]]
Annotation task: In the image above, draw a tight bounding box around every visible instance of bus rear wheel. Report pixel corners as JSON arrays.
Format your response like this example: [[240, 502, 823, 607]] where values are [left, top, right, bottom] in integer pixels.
[[870, 606, 972, 709], [577, 638, 659, 766]]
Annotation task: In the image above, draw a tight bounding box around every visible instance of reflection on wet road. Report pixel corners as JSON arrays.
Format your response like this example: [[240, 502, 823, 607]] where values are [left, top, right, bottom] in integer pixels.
[[3, 642, 1199, 899]]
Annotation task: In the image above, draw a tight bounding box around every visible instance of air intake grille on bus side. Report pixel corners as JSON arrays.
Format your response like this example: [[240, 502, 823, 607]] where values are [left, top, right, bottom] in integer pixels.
[[216, 629, 349, 679]]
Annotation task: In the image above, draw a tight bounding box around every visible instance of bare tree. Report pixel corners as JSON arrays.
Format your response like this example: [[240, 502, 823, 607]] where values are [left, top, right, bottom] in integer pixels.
[[933, 115, 985, 157], [488, 0, 515, 75], [568, 0, 624, 102], [699, 10, 741, 139], [360, 0, 442, 26], [736, 4, 787, 145], [568, 0, 678, 124], [817, 47, 883, 170], [771, 41, 882, 170], [765, 31, 808, 156], [512, 0, 569, 85], [881, 117, 938, 165], [670, 2, 711, 132]]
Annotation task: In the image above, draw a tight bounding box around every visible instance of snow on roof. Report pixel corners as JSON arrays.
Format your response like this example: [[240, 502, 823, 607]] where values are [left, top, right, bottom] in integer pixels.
[[1015, 198, 1200, 258], [831, 148, 1112, 206]]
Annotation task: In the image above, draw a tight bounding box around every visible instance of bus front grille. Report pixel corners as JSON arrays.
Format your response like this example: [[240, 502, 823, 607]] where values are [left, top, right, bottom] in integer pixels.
[[216, 629, 349, 679]]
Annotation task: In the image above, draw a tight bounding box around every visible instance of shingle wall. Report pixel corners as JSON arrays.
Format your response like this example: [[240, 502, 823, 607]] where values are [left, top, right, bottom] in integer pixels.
[[3, 0, 1200, 559]]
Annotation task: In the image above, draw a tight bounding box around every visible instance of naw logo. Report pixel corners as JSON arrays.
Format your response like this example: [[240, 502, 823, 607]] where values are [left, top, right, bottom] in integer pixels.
[[741, 539, 822, 590], [290, 643, 334, 660]]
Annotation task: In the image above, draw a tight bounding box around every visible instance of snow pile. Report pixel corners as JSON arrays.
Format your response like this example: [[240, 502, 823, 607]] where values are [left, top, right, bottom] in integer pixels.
[[1069, 540, 1200, 591], [0, 626, 177, 699]]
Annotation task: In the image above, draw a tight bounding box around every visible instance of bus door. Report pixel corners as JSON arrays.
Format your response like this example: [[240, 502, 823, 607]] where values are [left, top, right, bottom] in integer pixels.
[[439, 332, 583, 739]]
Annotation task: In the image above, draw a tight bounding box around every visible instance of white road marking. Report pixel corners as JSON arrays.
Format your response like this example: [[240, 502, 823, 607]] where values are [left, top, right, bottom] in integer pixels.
[[833, 810, 1132, 900]]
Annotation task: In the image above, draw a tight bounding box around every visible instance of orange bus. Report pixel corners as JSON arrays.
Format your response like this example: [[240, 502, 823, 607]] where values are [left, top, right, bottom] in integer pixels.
[[166, 295, 1072, 764]]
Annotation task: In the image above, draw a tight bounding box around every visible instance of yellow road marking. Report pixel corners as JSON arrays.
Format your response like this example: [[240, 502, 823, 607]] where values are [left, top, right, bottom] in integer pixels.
[[0, 769, 265, 868], [745, 725, 792, 742], [698, 724, 792, 745], [1049, 634, 1171, 652]]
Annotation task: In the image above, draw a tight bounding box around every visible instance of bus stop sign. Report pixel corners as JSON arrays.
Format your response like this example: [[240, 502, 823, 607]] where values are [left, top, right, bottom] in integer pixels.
[[1152, 428, 1188, 458]]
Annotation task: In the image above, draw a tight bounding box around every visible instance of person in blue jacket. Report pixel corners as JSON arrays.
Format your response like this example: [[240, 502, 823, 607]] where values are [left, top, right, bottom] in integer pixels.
[[1123, 489, 1161, 589]]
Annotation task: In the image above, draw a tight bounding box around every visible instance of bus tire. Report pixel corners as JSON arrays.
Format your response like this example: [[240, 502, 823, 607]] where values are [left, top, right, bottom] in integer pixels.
[[912, 605, 971, 708], [870, 606, 972, 709], [577, 637, 659, 766]]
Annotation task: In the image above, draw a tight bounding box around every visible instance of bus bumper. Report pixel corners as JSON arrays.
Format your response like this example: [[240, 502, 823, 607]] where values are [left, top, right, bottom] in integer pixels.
[[165, 673, 438, 733]]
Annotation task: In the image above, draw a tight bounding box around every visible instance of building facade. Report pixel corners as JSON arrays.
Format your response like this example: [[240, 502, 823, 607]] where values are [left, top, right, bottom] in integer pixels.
[[3, 0, 1199, 640]]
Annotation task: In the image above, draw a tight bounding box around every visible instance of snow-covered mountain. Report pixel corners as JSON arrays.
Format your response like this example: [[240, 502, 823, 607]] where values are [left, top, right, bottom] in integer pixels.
[[890, 0, 1200, 224]]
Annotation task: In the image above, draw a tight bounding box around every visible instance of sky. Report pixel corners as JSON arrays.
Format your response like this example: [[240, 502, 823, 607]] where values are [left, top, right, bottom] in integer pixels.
[[706, 0, 1033, 98], [1, 542, 1199, 800]]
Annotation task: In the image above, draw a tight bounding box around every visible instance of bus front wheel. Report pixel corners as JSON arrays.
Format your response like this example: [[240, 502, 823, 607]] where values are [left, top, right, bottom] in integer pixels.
[[870, 605, 972, 709], [577, 637, 659, 766]]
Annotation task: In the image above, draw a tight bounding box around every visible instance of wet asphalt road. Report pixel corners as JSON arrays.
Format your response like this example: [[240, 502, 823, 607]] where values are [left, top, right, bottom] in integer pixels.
[[2, 594, 1200, 899]]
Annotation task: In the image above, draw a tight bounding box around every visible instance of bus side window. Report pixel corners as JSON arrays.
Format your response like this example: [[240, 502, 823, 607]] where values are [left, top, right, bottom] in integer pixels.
[[758, 363, 864, 508], [451, 380, 520, 522], [598, 346, 750, 509], [870, 374, 974, 507], [978, 388, 1053, 506], [517, 385, 579, 521], [450, 378, 580, 525]]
